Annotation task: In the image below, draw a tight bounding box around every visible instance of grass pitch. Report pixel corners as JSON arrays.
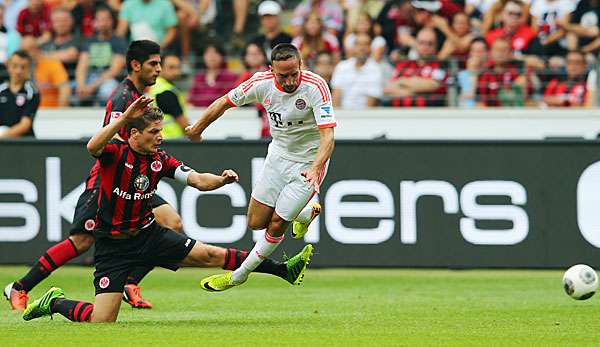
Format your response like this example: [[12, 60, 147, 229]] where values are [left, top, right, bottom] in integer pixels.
[[1, 266, 599, 346]]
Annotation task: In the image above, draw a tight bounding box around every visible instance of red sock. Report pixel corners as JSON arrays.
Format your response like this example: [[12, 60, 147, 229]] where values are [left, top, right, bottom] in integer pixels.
[[222, 248, 249, 270], [18, 239, 79, 292]]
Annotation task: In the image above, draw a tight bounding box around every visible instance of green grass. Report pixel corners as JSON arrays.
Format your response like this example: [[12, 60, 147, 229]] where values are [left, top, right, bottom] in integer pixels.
[[1, 266, 599, 346]]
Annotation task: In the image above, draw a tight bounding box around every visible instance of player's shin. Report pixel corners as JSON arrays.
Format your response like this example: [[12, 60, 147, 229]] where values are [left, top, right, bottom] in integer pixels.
[[231, 231, 284, 284], [52, 298, 93, 322], [222, 248, 287, 279]]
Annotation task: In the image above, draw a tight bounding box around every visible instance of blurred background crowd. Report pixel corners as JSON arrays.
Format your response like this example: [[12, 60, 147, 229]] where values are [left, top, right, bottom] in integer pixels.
[[0, 0, 598, 111]]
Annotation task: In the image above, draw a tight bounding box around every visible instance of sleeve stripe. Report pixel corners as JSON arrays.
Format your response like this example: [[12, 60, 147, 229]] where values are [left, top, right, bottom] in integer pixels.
[[241, 72, 274, 90], [242, 76, 274, 93], [318, 122, 336, 129], [303, 77, 330, 102], [225, 94, 237, 107]]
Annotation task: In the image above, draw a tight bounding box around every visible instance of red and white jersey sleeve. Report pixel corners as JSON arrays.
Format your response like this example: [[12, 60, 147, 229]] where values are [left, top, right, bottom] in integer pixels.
[[226, 71, 273, 107], [303, 71, 337, 129]]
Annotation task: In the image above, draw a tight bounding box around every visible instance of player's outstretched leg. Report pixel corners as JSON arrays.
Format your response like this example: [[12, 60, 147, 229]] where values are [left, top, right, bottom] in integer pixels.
[[23, 287, 94, 322], [5, 236, 86, 310], [291, 202, 321, 239], [200, 244, 315, 292]]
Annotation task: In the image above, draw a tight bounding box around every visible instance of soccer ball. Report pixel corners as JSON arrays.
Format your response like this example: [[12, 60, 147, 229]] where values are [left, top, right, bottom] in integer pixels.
[[563, 264, 598, 300]]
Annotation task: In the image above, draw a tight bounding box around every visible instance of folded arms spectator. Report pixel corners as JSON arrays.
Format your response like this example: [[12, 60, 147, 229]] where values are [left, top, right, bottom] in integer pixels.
[[544, 50, 592, 107], [0, 50, 39, 138]]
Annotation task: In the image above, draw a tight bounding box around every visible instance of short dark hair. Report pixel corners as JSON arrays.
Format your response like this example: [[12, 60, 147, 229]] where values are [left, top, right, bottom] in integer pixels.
[[95, 5, 116, 22], [271, 43, 300, 62], [127, 106, 164, 136], [10, 50, 32, 63], [126, 40, 161, 73]]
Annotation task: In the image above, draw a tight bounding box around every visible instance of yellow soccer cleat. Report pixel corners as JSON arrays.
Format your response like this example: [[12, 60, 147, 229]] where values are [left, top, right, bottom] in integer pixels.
[[291, 203, 321, 239], [200, 272, 240, 292]]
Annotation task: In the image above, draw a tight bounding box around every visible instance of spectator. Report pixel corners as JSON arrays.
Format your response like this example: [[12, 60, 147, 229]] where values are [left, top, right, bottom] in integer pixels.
[[529, 0, 575, 57], [117, 0, 178, 50], [332, 33, 383, 109], [375, 0, 415, 53], [344, 0, 385, 34], [292, 13, 340, 69], [437, 12, 475, 61], [172, 0, 200, 70], [250, 0, 292, 63], [313, 51, 335, 87], [543, 50, 592, 107], [2, 0, 27, 32], [480, 0, 531, 35], [1, 3, 22, 64], [238, 42, 267, 83], [16, 0, 51, 43], [292, 0, 344, 36], [41, 8, 80, 82], [20, 35, 70, 107], [457, 38, 489, 107], [0, 50, 39, 137], [344, 12, 387, 63], [476, 38, 530, 107], [384, 27, 448, 107], [75, 6, 126, 105], [237, 42, 269, 139], [485, 0, 541, 58], [148, 53, 195, 139], [398, 1, 447, 59], [71, 0, 97, 38], [560, 0, 600, 54], [465, 0, 497, 30], [188, 42, 237, 107]]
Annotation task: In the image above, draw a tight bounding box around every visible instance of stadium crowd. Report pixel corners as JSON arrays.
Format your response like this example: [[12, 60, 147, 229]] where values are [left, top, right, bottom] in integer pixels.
[[0, 0, 598, 134]]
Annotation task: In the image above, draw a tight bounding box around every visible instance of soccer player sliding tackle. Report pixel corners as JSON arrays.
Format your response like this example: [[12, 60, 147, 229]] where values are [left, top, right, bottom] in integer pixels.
[[22, 96, 312, 323], [186, 43, 336, 292]]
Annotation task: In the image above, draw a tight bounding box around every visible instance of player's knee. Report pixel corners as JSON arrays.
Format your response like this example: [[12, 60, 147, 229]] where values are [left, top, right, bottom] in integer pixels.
[[247, 215, 268, 231], [69, 234, 95, 253]]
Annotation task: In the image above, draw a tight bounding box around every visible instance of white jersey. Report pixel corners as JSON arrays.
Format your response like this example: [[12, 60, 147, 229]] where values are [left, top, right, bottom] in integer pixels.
[[227, 70, 337, 163]]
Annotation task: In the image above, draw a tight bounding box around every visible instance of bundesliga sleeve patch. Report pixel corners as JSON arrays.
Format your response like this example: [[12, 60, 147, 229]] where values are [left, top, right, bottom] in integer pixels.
[[319, 105, 334, 119]]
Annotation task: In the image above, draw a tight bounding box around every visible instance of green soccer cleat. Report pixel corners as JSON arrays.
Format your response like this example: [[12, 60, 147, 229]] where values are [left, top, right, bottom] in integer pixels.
[[200, 272, 240, 292], [22, 287, 64, 321], [291, 203, 321, 239], [285, 244, 314, 285]]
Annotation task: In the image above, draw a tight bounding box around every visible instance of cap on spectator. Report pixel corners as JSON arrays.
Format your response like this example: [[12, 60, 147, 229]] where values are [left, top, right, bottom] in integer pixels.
[[258, 1, 282, 16], [411, 0, 441, 12]]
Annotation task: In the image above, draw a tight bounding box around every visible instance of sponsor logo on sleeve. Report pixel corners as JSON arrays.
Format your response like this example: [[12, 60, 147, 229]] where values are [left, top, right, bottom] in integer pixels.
[[320, 105, 333, 118]]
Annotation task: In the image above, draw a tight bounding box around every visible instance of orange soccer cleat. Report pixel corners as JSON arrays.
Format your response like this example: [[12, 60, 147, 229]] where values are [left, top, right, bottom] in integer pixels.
[[4, 282, 29, 311], [122, 284, 153, 309]]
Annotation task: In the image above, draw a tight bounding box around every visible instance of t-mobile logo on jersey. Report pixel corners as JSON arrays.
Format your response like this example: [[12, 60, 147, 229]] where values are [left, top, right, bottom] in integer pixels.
[[268, 112, 283, 127]]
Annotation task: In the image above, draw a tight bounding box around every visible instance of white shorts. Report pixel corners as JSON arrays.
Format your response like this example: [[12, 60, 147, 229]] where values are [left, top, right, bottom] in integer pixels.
[[251, 151, 328, 222]]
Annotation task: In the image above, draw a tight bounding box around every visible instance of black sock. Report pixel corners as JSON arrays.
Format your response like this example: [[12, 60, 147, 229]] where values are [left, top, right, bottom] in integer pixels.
[[18, 239, 79, 292], [51, 298, 93, 322], [126, 266, 154, 285], [222, 248, 287, 279]]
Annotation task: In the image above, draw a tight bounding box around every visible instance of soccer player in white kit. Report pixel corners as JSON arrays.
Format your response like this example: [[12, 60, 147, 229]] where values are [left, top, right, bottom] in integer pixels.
[[186, 44, 336, 291]]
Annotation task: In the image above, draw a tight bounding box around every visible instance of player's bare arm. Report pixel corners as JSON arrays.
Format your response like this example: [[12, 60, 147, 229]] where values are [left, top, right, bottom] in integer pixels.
[[186, 169, 239, 191], [301, 127, 335, 193], [185, 95, 235, 140], [87, 96, 153, 156]]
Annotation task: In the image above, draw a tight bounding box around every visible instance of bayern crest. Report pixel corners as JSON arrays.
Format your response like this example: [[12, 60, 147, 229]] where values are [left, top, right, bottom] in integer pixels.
[[295, 98, 306, 110], [151, 160, 162, 172], [134, 175, 150, 191]]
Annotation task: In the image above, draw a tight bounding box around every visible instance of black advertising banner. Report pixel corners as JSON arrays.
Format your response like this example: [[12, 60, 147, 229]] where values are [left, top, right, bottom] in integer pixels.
[[1, 140, 600, 268]]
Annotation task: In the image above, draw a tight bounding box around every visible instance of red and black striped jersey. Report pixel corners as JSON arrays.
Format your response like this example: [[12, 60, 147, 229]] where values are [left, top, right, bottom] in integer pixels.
[[390, 60, 448, 107], [85, 78, 143, 190], [544, 77, 588, 107], [94, 140, 182, 238]]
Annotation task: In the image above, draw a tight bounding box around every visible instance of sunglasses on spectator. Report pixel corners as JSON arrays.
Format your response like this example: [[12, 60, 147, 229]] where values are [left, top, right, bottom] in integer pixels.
[[506, 11, 522, 17], [417, 40, 435, 46]]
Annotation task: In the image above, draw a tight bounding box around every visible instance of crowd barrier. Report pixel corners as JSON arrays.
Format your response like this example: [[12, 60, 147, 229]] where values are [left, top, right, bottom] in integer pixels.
[[2, 139, 600, 268]]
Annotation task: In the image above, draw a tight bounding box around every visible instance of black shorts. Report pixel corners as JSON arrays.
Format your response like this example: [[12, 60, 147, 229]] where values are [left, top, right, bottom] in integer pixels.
[[70, 190, 169, 235], [93, 222, 196, 294]]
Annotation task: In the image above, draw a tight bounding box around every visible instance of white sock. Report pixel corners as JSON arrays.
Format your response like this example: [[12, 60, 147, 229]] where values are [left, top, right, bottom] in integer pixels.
[[232, 231, 284, 284], [295, 204, 313, 223]]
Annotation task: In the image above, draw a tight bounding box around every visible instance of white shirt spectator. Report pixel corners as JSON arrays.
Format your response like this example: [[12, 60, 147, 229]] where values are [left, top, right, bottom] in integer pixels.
[[331, 57, 383, 109]]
